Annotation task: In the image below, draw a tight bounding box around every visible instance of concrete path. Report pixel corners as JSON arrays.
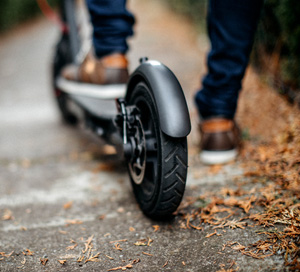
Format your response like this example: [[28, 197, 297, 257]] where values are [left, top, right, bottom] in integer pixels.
[[0, 1, 286, 271]]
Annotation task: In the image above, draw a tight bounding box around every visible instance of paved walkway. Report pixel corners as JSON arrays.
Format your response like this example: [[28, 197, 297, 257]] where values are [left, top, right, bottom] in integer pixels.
[[0, 1, 289, 271]]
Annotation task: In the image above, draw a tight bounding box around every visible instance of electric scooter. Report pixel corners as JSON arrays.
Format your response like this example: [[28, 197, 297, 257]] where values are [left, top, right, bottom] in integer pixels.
[[50, 0, 191, 219]]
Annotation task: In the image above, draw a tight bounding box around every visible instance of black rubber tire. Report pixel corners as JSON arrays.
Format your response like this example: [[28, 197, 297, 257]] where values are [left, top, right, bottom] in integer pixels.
[[127, 82, 188, 219]]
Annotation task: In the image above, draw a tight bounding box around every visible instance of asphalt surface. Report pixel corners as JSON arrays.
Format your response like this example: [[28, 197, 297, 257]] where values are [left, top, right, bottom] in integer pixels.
[[0, 1, 286, 271]]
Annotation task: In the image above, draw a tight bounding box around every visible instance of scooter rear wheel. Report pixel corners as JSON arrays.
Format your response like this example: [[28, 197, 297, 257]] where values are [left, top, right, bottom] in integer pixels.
[[127, 82, 187, 219]]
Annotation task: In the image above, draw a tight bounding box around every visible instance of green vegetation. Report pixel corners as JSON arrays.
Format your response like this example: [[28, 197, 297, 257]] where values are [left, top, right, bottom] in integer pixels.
[[252, 0, 300, 100], [164, 0, 207, 31], [0, 0, 58, 32]]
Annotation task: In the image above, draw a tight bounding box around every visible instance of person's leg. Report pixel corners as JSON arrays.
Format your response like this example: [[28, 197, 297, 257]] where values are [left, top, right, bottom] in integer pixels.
[[195, 0, 263, 119], [195, 0, 263, 164], [61, 0, 135, 90], [86, 0, 135, 58]]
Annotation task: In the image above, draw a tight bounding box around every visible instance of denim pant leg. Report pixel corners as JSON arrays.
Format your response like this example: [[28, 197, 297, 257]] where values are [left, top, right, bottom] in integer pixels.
[[195, 0, 263, 119], [86, 0, 135, 58]]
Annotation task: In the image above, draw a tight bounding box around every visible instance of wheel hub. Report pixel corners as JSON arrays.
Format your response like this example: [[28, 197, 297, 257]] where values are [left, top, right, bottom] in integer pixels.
[[127, 116, 146, 185], [116, 99, 146, 185]]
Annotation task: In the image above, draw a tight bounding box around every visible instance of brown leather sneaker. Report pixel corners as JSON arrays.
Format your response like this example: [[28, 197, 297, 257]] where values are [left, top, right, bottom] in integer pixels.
[[199, 118, 240, 165], [62, 52, 129, 85], [57, 52, 129, 99]]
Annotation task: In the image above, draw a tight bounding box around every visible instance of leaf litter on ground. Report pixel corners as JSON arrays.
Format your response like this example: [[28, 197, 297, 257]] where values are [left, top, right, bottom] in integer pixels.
[[180, 114, 300, 270]]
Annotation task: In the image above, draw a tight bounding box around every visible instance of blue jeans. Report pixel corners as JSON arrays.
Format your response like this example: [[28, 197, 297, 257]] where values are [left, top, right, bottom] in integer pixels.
[[195, 0, 263, 119], [87, 0, 263, 119], [86, 0, 135, 58]]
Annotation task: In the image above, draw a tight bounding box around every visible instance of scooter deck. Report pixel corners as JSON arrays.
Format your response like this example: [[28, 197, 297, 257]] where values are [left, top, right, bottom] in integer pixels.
[[56, 76, 126, 118], [57, 76, 126, 99]]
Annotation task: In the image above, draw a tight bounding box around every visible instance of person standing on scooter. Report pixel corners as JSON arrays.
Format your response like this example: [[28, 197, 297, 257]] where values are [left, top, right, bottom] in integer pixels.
[[62, 0, 264, 165]]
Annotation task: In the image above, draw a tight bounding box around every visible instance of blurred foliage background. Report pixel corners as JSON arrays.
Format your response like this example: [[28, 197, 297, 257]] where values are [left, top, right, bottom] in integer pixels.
[[0, 0, 299, 102], [0, 0, 58, 32], [252, 0, 300, 102]]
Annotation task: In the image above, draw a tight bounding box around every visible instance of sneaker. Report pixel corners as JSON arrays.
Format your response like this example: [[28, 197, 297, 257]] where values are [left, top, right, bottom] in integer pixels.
[[199, 118, 240, 165], [57, 52, 129, 99]]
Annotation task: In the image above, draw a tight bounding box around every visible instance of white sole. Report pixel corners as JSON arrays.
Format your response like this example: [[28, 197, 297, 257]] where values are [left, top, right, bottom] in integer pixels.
[[200, 149, 238, 165], [56, 76, 126, 99]]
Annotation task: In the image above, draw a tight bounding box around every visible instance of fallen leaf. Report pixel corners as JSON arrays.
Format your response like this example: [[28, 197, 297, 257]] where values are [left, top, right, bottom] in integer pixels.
[[142, 252, 153, 256], [85, 252, 100, 263], [108, 259, 140, 271], [114, 243, 122, 251], [23, 249, 34, 256], [65, 219, 83, 226], [99, 214, 106, 220], [2, 210, 14, 221], [152, 225, 160, 232], [105, 255, 114, 260], [40, 258, 48, 266], [231, 243, 246, 251], [63, 201, 73, 210], [117, 207, 125, 213], [206, 230, 217, 238], [66, 244, 78, 251]]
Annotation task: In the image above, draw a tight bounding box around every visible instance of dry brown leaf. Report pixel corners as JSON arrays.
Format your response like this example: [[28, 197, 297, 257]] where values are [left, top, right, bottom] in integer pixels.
[[147, 237, 153, 246], [162, 261, 168, 268], [82, 235, 94, 254], [231, 243, 246, 251], [114, 243, 122, 251], [66, 244, 78, 251], [224, 219, 247, 230], [58, 260, 67, 265], [23, 249, 34, 256], [105, 255, 114, 260], [108, 259, 140, 271], [134, 238, 152, 247], [77, 255, 85, 263], [142, 252, 153, 256], [99, 214, 106, 220], [40, 258, 48, 266], [237, 195, 256, 213], [85, 252, 100, 263], [152, 225, 160, 232], [0, 251, 13, 258], [65, 219, 83, 226], [134, 241, 147, 246], [117, 207, 125, 213], [2, 210, 14, 221], [63, 201, 73, 210], [206, 230, 217, 238]]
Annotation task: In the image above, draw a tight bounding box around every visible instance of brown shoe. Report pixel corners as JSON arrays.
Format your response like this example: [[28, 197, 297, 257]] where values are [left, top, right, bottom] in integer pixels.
[[62, 52, 129, 84], [199, 118, 240, 165], [57, 52, 129, 99]]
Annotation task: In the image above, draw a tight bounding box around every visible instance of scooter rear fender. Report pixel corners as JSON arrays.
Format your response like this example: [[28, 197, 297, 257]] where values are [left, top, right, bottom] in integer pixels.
[[126, 60, 191, 138]]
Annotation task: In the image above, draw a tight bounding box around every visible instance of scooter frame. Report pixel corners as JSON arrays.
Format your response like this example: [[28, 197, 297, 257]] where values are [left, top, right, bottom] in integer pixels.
[[51, 0, 191, 219]]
